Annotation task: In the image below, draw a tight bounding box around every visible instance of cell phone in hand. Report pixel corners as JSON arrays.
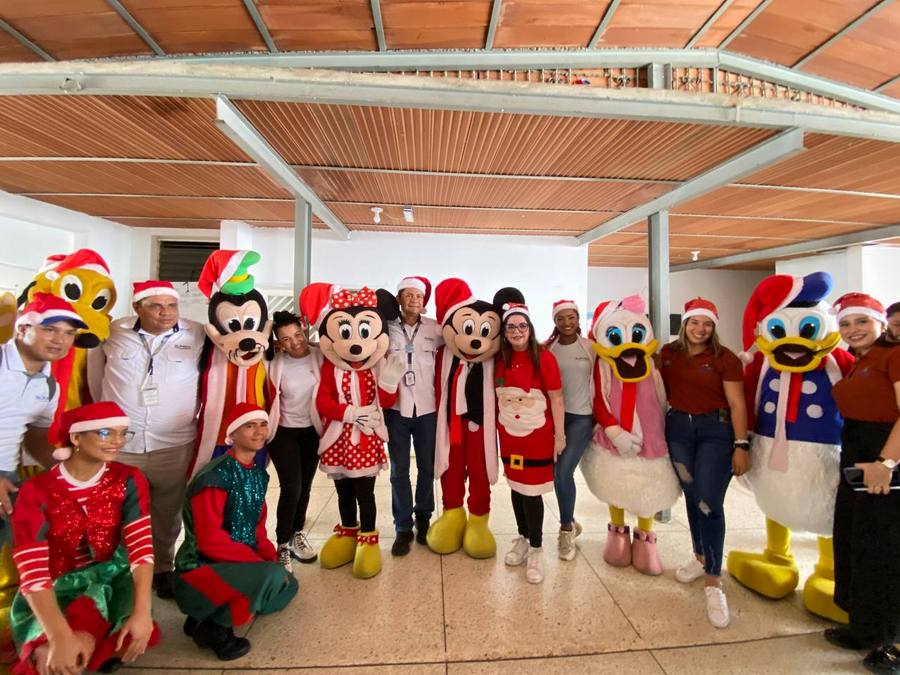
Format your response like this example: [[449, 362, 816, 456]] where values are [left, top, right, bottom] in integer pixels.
[[842, 466, 900, 492]]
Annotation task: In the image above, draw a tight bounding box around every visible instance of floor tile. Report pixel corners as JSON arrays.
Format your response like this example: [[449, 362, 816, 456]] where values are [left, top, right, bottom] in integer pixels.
[[447, 651, 665, 674], [233, 666, 445, 674]]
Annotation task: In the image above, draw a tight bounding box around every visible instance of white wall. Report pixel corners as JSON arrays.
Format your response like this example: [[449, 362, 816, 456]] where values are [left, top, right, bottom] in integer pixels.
[[860, 246, 900, 308], [587, 266, 768, 351]]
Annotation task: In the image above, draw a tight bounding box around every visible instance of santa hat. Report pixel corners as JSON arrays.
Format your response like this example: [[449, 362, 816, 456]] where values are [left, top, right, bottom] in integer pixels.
[[224, 402, 268, 444], [397, 276, 432, 305], [682, 297, 719, 325], [741, 272, 832, 362], [552, 299, 578, 319], [53, 401, 130, 461], [435, 278, 476, 325], [833, 292, 886, 324], [197, 250, 261, 299], [41, 249, 111, 281], [299, 283, 340, 331], [590, 294, 646, 337], [132, 280, 179, 304], [15, 292, 87, 331], [502, 302, 530, 323]]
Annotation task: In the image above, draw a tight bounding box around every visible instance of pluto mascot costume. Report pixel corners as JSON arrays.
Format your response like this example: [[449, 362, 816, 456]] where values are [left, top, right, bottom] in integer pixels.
[[192, 250, 272, 476], [299, 283, 403, 579], [583, 295, 680, 575], [727, 272, 853, 622]]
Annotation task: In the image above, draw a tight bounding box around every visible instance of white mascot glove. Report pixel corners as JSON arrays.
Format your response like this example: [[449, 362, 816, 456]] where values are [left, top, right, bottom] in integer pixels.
[[605, 424, 642, 458], [355, 404, 381, 436], [378, 352, 406, 393]]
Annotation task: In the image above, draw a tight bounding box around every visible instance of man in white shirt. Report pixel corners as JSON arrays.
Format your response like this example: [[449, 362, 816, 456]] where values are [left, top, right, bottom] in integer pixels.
[[386, 276, 443, 556], [88, 280, 204, 599]]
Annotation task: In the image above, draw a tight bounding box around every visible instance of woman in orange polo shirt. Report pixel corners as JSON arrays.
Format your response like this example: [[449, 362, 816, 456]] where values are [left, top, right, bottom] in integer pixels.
[[826, 293, 900, 674], [658, 298, 749, 629]]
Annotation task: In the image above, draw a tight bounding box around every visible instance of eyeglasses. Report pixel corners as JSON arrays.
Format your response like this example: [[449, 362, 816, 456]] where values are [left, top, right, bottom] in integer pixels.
[[505, 323, 529, 334], [89, 429, 135, 442]]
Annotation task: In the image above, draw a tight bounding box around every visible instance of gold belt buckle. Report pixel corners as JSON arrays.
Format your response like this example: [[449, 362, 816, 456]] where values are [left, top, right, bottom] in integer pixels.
[[510, 454, 524, 470]]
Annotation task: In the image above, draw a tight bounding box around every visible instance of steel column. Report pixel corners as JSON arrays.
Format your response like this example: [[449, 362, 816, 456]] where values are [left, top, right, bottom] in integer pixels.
[[648, 211, 670, 341], [294, 199, 312, 308]]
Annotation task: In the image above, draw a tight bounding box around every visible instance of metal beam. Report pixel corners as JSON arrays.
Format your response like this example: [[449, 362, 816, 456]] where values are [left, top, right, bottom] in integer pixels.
[[485, 0, 503, 50], [793, 0, 893, 69], [105, 0, 165, 56], [588, 0, 621, 48], [242, 0, 279, 53], [0, 18, 53, 62], [671, 223, 900, 270], [294, 199, 312, 306], [685, 0, 736, 49], [648, 211, 670, 340], [875, 73, 900, 92], [718, 0, 773, 49], [370, 0, 387, 52], [214, 95, 350, 239], [575, 127, 805, 245]]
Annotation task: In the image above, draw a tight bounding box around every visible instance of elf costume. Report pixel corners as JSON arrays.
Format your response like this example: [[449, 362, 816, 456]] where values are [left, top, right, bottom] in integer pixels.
[[583, 295, 680, 575], [727, 272, 853, 622]]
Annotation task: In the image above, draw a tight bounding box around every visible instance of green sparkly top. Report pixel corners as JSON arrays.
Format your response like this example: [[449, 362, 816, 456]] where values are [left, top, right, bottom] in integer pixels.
[[175, 452, 269, 571]]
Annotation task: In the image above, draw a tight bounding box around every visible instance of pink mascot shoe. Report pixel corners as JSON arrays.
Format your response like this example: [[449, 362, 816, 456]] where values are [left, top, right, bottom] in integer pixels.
[[632, 529, 663, 576], [603, 523, 632, 567]]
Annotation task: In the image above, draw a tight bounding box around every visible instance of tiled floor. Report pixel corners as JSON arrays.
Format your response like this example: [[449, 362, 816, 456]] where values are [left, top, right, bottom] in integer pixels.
[[126, 467, 867, 674]]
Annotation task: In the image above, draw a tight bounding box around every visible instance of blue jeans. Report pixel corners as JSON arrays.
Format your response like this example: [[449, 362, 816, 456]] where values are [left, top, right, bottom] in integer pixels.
[[666, 410, 734, 577], [553, 413, 594, 527], [385, 409, 436, 533]]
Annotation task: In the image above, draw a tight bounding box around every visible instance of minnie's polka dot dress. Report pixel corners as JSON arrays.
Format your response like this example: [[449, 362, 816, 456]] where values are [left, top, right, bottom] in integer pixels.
[[319, 369, 387, 478]]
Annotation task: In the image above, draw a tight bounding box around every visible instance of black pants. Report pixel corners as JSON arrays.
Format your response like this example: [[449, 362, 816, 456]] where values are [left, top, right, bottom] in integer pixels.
[[511, 490, 544, 548], [335, 476, 378, 532], [834, 419, 900, 647], [267, 425, 320, 544]]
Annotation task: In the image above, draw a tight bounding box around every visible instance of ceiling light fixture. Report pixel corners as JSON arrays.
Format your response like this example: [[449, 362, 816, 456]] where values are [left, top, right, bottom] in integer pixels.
[[691, 250, 701, 261], [371, 206, 383, 224], [403, 206, 414, 223]]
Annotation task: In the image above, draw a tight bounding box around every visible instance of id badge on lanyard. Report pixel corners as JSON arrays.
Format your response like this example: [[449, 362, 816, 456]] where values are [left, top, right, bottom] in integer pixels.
[[139, 332, 171, 407], [403, 322, 420, 388]]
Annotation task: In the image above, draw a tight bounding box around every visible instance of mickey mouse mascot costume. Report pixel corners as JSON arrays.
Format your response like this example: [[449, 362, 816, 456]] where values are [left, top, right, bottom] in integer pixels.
[[299, 283, 404, 579]]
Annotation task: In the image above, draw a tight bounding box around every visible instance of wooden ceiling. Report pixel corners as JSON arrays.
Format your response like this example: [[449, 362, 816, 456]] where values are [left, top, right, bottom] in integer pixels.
[[0, 2, 899, 268]]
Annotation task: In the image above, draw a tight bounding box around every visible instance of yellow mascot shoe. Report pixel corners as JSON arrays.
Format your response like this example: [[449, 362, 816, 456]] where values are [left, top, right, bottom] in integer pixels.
[[352, 531, 382, 580], [726, 549, 799, 599], [320, 523, 359, 569], [426, 507, 467, 554], [803, 573, 848, 624], [462, 512, 496, 559]]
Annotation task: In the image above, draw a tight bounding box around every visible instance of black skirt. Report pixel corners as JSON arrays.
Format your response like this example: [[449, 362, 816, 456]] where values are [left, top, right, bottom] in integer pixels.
[[833, 418, 900, 646]]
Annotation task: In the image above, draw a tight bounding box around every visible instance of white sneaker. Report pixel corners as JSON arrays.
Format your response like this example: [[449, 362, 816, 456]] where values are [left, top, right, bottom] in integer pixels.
[[505, 536, 529, 566], [291, 531, 318, 564], [526, 546, 544, 584], [705, 586, 730, 628], [675, 558, 705, 584], [557, 521, 583, 561], [277, 543, 293, 573]]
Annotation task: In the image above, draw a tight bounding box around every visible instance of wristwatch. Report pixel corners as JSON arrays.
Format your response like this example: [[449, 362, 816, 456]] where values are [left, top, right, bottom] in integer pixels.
[[733, 440, 750, 450], [878, 456, 897, 471]]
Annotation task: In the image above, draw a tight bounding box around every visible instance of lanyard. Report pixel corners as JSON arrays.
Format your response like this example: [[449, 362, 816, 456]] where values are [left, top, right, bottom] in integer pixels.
[[138, 332, 173, 378], [402, 321, 421, 368]]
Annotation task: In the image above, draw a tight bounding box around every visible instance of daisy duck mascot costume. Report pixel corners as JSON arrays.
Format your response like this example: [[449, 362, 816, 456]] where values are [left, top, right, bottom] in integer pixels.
[[727, 272, 853, 622], [300, 283, 404, 579], [582, 295, 681, 575], [193, 250, 272, 476]]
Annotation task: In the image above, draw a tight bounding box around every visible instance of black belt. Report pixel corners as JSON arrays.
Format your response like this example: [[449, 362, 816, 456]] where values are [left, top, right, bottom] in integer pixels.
[[502, 455, 554, 469]]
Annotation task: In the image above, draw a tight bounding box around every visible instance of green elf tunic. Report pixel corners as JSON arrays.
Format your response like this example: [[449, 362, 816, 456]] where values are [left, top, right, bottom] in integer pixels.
[[173, 452, 298, 627]]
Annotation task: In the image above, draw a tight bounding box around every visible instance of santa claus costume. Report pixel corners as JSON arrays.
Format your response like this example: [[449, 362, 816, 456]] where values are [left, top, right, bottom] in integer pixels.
[[495, 302, 564, 584], [9, 402, 160, 675], [582, 295, 680, 576]]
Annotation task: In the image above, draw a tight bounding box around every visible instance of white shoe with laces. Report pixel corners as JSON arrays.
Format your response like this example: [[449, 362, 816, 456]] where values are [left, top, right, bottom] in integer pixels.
[[291, 530, 318, 564], [505, 536, 529, 566], [557, 521, 583, 561], [526, 546, 544, 584], [705, 586, 730, 628], [675, 558, 705, 584], [277, 543, 293, 573]]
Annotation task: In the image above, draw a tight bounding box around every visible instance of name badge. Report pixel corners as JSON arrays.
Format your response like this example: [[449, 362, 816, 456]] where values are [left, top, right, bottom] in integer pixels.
[[141, 384, 160, 407], [404, 371, 416, 387], [405, 343, 415, 354]]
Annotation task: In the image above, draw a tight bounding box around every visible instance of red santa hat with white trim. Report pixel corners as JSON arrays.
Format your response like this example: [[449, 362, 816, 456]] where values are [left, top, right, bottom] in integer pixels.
[[15, 292, 87, 331], [132, 280, 179, 304], [53, 401, 130, 461], [224, 402, 269, 445], [552, 299, 579, 319], [833, 292, 886, 324], [502, 302, 530, 323], [397, 276, 432, 305], [299, 282, 341, 332], [740, 274, 807, 363], [590, 295, 647, 338], [41, 249, 111, 281], [682, 297, 719, 325], [435, 278, 476, 325]]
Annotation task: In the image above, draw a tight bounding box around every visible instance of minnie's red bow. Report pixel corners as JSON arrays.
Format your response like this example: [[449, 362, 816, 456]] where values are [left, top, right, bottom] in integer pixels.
[[331, 287, 377, 309]]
